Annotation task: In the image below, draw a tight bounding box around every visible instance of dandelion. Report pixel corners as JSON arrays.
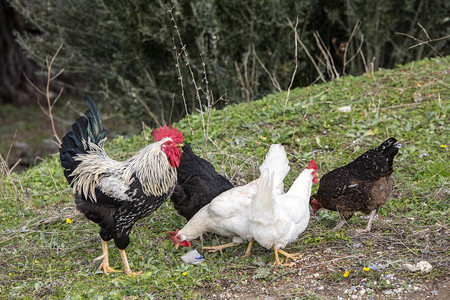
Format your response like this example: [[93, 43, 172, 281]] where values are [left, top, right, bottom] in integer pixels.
[[8, 273, 12, 276], [66, 218, 72, 224], [440, 145, 447, 148], [363, 267, 370, 272], [34, 259, 39, 264], [343, 271, 349, 277], [182, 272, 187, 276]]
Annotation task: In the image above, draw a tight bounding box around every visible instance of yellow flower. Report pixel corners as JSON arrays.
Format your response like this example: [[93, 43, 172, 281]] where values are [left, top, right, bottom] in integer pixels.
[[363, 267, 370, 272], [440, 145, 447, 148], [182, 272, 187, 276], [66, 218, 72, 224], [343, 271, 349, 277], [8, 273, 12, 276], [416, 82, 421, 87], [34, 259, 39, 264]]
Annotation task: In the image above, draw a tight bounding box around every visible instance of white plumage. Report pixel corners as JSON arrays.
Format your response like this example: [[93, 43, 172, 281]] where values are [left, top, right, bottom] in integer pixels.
[[171, 144, 291, 254], [248, 161, 317, 265]]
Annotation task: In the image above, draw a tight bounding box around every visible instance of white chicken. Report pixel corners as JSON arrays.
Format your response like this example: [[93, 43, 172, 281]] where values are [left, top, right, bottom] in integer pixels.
[[248, 160, 318, 266], [169, 144, 290, 256]]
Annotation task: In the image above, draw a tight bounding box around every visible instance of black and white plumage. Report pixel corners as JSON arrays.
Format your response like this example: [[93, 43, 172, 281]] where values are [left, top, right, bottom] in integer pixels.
[[310, 138, 401, 232], [59, 96, 184, 275], [171, 143, 234, 220]]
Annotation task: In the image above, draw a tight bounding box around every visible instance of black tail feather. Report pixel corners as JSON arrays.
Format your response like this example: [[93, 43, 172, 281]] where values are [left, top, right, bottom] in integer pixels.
[[59, 97, 107, 181]]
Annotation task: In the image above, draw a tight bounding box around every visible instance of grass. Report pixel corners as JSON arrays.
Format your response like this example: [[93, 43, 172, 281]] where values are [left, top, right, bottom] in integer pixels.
[[0, 56, 449, 299]]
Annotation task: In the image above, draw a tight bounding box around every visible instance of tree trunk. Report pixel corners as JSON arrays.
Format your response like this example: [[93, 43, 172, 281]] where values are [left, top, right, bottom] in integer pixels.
[[0, 0, 42, 105]]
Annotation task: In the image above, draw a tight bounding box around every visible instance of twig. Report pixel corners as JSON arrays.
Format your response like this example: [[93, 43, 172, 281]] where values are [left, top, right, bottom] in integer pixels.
[[200, 53, 212, 154], [287, 19, 325, 83], [283, 16, 299, 117], [171, 37, 193, 137], [24, 44, 64, 145], [168, 7, 206, 142], [5, 129, 18, 165], [314, 31, 340, 80], [395, 23, 448, 58], [342, 20, 363, 75], [253, 47, 282, 92]]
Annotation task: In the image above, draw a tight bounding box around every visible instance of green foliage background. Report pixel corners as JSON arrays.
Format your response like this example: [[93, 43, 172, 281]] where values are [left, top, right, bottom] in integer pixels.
[[9, 0, 449, 125]]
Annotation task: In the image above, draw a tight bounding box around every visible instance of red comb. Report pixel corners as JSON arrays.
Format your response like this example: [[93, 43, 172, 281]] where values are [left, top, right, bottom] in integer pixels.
[[307, 160, 317, 171], [168, 228, 179, 237], [152, 124, 184, 144]]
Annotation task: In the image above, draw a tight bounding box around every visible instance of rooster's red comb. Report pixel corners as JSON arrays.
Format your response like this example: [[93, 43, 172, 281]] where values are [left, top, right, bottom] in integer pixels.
[[307, 160, 317, 171], [152, 124, 184, 144]]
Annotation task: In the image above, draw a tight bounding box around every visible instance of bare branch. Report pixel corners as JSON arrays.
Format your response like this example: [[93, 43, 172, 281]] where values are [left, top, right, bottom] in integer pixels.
[[287, 19, 326, 83], [284, 16, 299, 116]]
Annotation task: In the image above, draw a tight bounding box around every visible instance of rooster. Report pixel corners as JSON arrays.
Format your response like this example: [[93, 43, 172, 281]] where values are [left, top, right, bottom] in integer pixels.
[[59, 97, 184, 276], [310, 138, 401, 232], [248, 160, 318, 266], [169, 144, 290, 257], [171, 143, 234, 220]]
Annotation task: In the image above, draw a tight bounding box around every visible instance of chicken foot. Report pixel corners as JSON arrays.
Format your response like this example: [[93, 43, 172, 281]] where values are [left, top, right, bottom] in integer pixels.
[[272, 246, 300, 266], [356, 209, 377, 233], [94, 239, 121, 275], [278, 249, 300, 260], [241, 239, 254, 258], [203, 242, 237, 253], [332, 219, 347, 231], [119, 249, 142, 277]]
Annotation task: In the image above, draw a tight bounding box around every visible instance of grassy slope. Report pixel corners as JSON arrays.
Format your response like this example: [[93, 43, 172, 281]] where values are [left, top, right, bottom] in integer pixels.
[[0, 56, 448, 299]]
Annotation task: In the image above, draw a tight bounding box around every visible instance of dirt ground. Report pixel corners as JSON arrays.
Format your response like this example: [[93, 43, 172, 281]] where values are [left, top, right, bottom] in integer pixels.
[[195, 216, 449, 299]]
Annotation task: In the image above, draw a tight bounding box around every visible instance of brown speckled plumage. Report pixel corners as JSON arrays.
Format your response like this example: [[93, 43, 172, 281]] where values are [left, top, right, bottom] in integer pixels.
[[310, 138, 401, 231]]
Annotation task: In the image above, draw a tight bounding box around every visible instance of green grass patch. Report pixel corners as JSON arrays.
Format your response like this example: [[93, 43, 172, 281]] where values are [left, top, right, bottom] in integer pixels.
[[0, 56, 449, 298]]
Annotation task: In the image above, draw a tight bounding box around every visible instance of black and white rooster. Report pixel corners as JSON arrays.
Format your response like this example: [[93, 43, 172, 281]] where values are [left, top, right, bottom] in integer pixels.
[[59, 97, 184, 276]]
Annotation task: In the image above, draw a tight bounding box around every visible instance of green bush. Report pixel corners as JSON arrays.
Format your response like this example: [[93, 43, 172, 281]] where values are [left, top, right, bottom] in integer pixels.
[[9, 0, 449, 125]]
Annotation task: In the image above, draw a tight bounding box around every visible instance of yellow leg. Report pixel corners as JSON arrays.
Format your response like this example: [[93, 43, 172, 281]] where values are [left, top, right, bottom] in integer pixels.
[[203, 242, 237, 253], [272, 245, 283, 266], [272, 246, 299, 267], [241, 239, 254, 258], [94, 239, 121, 275], [278, 248, 300, 260], [119, 249, 142, 277]]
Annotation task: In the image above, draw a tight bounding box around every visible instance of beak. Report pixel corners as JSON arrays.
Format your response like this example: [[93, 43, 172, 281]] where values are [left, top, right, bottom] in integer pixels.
[[175, 243, 180, 250], [316, 172, 320, 178], [178, 143, 184, 148]]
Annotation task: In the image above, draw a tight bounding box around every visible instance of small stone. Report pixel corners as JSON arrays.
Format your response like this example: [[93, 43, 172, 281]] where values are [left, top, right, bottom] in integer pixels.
[[353, 242, 362, 248], [383, 290, 393, 295], [351, 295, 358, 299], [316, 286, 324, 292], [430, 291, 438, 295], [403, 261, 433, 273], [337, 105, 351, 112], [385, 273, 394, 279]]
